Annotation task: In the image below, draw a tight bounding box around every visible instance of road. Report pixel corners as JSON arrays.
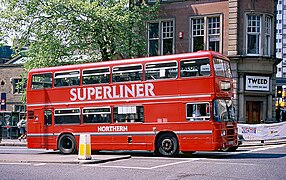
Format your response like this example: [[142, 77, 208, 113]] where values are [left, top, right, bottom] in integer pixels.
[[0, 144, 286, 180]]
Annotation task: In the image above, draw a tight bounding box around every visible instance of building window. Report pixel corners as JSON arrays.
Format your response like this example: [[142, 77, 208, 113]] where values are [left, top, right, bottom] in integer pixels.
[[148, 20, 174, 56], [208, 17, 220, 52], [246, 14, 272, 56], [12, 78, 25, 94], [246, 15, 260, 55], [190, 15, 222, 53], [192, 18, 205, 52], [265, 16, 271, 56], [14, 105, 26, 112]]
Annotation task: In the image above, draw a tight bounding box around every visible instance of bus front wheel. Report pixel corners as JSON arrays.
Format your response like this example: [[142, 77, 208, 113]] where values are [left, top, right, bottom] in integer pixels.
[[156, 133, 179, 157], [58, 134, 76, 154], [221, 146, 238, 152]]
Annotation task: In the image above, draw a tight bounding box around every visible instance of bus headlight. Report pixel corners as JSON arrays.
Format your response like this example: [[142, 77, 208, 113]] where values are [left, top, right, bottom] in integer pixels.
[[221, 130, 226, 136]]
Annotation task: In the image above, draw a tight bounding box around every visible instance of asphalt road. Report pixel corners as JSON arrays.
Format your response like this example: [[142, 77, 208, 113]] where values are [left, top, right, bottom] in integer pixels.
[[0, 144, 286, 180]]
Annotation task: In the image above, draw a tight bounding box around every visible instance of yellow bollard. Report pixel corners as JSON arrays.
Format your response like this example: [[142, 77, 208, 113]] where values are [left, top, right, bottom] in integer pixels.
[[78, 134, 91, 160]]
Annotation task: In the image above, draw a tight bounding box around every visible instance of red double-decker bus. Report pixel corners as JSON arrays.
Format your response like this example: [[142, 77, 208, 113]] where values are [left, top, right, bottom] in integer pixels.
[[26, 51, 238, 156]]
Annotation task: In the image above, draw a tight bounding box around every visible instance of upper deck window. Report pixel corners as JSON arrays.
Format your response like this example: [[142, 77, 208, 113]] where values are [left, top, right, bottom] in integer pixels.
[[213, 58, 232, 78], [112, 65, 142, 83], [54, 71, 80, 87], [82, 67, 110, 85], [145, 61, 177, 80], [83, 107, 111, 124], [31, 73, 52, 89], [180, 58, 210, 78]]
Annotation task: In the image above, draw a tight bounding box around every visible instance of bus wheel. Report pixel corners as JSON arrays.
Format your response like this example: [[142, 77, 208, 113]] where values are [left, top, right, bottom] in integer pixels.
[[221, 146, 238, 152], [58, 134, 76, 154], [156, 133, 179, 157]]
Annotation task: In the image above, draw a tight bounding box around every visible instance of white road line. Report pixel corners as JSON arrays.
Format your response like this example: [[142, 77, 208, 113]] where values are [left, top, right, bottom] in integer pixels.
[[0, 162, 32, 165], [83, 158, 205, 170], [247, 144, 286, 152], [149, 160, 192, 169], [83, 164, 151, 170], [34, 163, 47, 166]]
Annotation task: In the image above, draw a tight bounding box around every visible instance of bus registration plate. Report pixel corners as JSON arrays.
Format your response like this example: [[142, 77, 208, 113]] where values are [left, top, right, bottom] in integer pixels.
[[228, 141, 234, 145]]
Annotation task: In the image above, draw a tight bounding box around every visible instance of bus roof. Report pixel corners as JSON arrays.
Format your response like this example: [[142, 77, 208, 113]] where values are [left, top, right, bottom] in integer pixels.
[[28, 51, 227, 74]]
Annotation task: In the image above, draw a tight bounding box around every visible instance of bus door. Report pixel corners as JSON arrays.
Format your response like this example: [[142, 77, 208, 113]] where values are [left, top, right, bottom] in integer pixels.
[[27, 108, 42, 147], [42, 109, 55, 148], [112, 105, 146, 150]]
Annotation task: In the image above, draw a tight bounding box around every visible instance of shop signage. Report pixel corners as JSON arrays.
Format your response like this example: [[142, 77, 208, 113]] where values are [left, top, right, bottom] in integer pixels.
[[245, 75, 269, 91]]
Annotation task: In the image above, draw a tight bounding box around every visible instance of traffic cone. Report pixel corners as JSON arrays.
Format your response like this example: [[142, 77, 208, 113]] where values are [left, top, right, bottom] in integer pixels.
[[78, 134, 91, 160]]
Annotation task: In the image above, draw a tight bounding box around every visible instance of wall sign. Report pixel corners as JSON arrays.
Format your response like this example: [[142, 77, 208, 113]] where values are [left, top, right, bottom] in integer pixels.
[[245, 75, 269, 91]]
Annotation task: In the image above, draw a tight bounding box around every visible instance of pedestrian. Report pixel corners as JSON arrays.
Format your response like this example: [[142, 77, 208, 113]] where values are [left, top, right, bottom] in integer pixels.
[[17, 116, 27, 142]]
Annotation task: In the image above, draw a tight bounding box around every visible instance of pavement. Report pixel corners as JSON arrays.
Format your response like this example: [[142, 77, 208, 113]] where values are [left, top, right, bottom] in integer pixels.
[[0, 139, 131, 164], [0, 138, 286, 164]]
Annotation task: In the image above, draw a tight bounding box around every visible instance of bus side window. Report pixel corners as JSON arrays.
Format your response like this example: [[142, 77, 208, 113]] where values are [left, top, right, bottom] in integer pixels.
[[31, 73, 52, 89], [82, 68, 110, 85], [44, 110, 52, 126], [186, 103, 210, 121], [113, 106, 144, 123], [180, 58, 210, 78], [54, 71, 80, 88], [145, 61, 177, 80], [112, 65, 142, 83], [54, 108, 80, 124], [83, 107, 111, 124]]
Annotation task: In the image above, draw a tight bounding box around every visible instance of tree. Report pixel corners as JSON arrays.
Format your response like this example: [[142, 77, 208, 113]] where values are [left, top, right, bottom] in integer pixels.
[[0, 0, 158, 71]]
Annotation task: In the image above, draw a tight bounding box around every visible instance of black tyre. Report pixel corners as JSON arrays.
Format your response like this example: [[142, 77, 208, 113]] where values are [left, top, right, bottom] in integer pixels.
[[156, 133, 179, 157], [58, 134, 76, 154], [221, 146, 238, 152]]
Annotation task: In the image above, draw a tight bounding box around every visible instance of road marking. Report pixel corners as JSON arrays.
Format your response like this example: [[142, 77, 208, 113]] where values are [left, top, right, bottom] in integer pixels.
[[83, 158, 205, 170], [34, 163, 47, 166], [83, 164, 151, 170], [247, 144, 286, 152], [0, 162, 32, 165], [149, 160, 192, 169]]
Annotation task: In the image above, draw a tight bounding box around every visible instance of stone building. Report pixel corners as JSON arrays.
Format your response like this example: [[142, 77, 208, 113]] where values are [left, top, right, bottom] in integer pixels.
[[0, 55, 26, 114], [146, 0, 280, 123]]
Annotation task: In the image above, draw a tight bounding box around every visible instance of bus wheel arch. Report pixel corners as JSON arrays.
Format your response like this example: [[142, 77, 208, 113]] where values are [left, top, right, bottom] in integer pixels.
[[57, 133, 77, 154], [155, 131, 179, 157]]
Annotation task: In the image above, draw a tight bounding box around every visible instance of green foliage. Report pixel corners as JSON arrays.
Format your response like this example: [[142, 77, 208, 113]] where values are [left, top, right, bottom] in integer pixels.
[[0, 0, 159, 71]]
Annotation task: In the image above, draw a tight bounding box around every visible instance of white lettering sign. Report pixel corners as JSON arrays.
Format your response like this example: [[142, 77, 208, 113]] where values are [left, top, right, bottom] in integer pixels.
[[245, 75, 269, 91], [70, 83, 155, 101], [98, 126, 128, 132]]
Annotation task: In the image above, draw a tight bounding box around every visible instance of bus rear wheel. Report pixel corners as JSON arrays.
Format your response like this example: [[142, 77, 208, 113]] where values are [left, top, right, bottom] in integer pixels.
[[156, 133, 179, 157], [58, 134, 76, 154]]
